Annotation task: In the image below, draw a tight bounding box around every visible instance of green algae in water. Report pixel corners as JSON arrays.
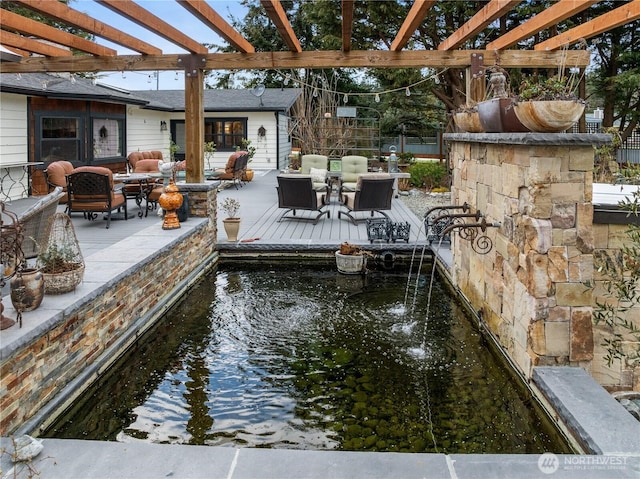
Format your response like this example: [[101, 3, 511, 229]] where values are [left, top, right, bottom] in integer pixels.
[[44, 264, 572, 453]]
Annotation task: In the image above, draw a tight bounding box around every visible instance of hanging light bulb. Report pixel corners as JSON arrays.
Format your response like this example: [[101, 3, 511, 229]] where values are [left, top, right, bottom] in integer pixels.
[[284, 75, 290, 85], [147, 74, 152, 83], [343, 94, 348, 104], [16, 73, 22, 80], [374, 93, 380, 103], [70, 74, 76, 84], [121, 71, 126, 79], [174, 71, 179, 81], [405, 87, 411, 97], [313, 88, 318, 97]]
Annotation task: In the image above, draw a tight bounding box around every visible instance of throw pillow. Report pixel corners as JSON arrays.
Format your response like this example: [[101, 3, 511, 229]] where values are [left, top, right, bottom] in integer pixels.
[[309, 167, 327, 184]]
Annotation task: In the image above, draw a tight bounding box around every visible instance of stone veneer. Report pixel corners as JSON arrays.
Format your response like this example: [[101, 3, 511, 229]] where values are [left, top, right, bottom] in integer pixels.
[[592, 221, 640, 391], [444, 133, 612, 383], [0, 184, 218, 436]]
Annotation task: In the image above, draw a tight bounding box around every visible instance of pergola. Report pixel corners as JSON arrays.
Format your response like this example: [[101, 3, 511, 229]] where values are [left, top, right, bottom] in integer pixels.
[[1, 0, 639, 182]]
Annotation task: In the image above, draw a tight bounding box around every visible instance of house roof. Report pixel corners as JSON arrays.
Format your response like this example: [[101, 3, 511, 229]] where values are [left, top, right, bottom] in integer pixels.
[[0, 72, 300, 112], [0, 72, 148, 105], [133, 88, 301, 112]]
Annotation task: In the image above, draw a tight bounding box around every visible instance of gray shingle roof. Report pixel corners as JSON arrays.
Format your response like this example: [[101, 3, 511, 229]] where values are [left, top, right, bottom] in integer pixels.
[[0, 72, 148, 105], [0, 73, 301, 112], [133, 88, 301, 112]]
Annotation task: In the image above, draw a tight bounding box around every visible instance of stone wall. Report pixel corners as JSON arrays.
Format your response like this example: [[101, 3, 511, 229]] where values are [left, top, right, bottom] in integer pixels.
[[444, 133, 612, 383], [592, 222, 640, 391], [0, 184, 218, 436]]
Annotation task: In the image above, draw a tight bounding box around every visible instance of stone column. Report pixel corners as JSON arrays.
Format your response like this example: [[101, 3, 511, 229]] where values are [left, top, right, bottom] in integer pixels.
[[444, 133, 611, 380]]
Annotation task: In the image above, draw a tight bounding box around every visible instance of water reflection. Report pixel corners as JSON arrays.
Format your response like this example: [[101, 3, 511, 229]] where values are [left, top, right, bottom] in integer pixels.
[[45, 264, 570, 454]]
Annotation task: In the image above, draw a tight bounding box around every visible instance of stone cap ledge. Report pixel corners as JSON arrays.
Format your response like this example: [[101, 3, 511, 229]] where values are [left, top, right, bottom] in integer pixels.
[[533, 366, 640, 455], [444, 132, 612, 147]]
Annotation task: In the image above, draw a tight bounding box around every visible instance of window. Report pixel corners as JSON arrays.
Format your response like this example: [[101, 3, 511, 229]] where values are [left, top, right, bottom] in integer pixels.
[[40, 116, 82, 163], [205, 119, 246, 151], [92, 117, 124, 159]]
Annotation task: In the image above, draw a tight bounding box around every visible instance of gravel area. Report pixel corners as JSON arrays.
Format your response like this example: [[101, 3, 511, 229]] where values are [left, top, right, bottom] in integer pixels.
[[398, 189, 452, 218]]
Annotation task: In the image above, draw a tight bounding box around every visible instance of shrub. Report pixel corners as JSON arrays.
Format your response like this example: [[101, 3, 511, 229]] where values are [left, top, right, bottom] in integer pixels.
[[408, 161, 448, 190]]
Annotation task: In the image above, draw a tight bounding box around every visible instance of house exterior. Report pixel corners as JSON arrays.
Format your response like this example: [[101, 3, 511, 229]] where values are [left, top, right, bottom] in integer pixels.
[[0, 72, 300, 200]]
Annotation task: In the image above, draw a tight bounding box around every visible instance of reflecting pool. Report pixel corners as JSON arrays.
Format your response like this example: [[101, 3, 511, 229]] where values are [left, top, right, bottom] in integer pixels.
[[45, 263, 571, 454]]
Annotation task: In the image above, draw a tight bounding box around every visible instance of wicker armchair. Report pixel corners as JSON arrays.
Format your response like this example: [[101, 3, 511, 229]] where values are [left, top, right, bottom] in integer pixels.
[[17, 187, 65, 260]]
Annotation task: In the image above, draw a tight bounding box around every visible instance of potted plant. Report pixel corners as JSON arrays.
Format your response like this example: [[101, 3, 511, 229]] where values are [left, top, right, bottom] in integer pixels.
[[204, 141, 216, 172], [237, 139, 256, 181], [37, 242, 84, 294], [335, 242, 371, 274], [221, 197, 241, 242], [513, 74, 586, 132], [477, 69, 529, 133]]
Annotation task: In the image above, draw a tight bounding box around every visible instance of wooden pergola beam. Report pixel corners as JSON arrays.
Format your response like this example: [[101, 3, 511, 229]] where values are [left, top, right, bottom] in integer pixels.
[[341, 0, 354, 53], [176, 0, 254, 53], [535, 0, 640, 51], [487, 0, 599, 51], [96, 0, 208, 55], [0, 50, 591, 74], [260, 0, 302, 53], [0, 9, 117, 57], [11, 0, 161, 56], [439, 0, 522, 50], [391, 0, 437, 52], [0, 30, 72, 57]]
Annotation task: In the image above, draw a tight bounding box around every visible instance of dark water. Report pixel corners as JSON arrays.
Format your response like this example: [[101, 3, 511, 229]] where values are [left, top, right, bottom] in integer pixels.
[[44, 263, 571, 453]]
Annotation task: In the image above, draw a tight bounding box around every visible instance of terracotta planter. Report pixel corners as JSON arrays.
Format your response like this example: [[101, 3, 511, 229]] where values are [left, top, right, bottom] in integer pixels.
[[453, 111, 483, 133], [513, 100, 585, 132], [11, 268, 45, 312], [223, 218, 241, 242], [242, 169, 254, 182], [477, 98, 529, 133]]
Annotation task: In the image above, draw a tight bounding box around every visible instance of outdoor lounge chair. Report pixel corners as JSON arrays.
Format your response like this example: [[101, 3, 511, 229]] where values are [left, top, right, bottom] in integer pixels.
[[300, 154, 330, 192], [66, 166, 127, 229], [44, 161, 74, 204], [210, 151, 249, 189], [17, 187, 65, 260], [338, 175, 394, 225], [338, 155, 369, 192], [276, 175, 330, 224]]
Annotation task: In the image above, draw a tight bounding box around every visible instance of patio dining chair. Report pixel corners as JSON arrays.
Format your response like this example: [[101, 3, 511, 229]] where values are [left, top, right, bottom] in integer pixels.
[[276, 175, 330, 224], [66, 166, 127, 229], [44, 160, 74, 204], [338, 175, 394, 225]]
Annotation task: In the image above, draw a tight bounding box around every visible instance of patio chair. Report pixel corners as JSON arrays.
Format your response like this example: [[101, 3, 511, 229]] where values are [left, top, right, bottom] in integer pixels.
[[66, 166, 127, 229], [300, 154, 330, 192], [338, 155, 369, 192], [44, 161, 74, 204], [127, 152, 145, 172], [210, 151, 248, 189], [122, 159, 162, 215], [276, 175, 330, 224], [338, 174, 394, 225], [17, 187, 65, 260]]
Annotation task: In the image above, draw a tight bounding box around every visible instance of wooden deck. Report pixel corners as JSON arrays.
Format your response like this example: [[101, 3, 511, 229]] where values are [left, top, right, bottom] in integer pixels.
[[216, 170, 429, 251]]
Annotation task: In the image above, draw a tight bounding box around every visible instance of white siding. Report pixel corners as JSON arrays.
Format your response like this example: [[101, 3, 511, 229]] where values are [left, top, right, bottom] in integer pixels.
[[125, 106, 171, 160], [0, 93, 29, 200]]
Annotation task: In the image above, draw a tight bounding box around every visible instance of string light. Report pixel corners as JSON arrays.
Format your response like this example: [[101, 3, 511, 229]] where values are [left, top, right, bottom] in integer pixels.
[[70, 74, 76, 84], [121, 71, 126, 79], [313, 88, 318, 97], [175, 71, 179, 80], [279, 68, 448, 103]]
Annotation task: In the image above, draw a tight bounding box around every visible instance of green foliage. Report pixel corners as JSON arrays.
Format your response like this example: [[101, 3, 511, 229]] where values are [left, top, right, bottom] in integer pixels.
[[169, 140, 180, 161], [236, 138, 256, 161], [37, 243, 79, 274], [517, 75, 579, 101], [408, 161, 448, 190], [397, 152, 415, 164], [592, 190, 640, 367], [204, 141, 216, 154]]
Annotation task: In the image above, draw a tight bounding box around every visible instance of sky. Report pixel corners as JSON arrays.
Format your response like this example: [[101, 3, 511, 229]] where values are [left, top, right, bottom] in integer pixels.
[[75, 0, 247, 91]]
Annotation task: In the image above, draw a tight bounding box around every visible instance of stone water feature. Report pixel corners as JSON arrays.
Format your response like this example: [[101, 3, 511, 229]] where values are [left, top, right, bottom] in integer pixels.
[[443, 133, 614, 382]]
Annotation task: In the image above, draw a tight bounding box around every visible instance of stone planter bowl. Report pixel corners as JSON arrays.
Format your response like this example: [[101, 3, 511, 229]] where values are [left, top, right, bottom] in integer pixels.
[[513, 100, 585, 132], [453, 111, 483, 133]]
